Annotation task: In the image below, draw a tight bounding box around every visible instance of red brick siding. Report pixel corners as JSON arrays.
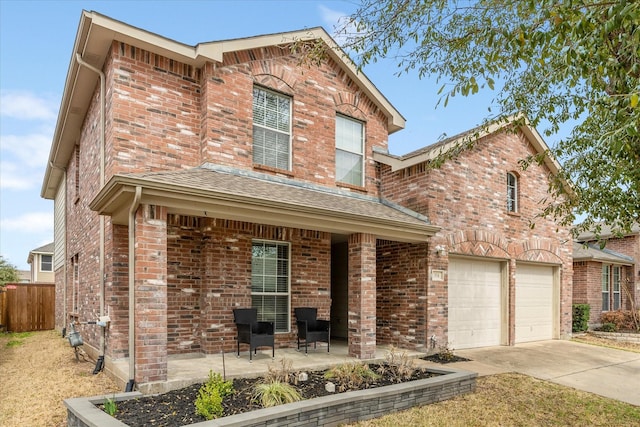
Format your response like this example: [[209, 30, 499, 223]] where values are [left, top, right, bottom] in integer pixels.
[[108, 42, 202, 175], [61, 85, 104, 348], [105, 223, 129, 359], [134, 205, 168, 384], [376, 241, 429, 350], [167, 219, 204, 354], [348, 233, 377, 359]]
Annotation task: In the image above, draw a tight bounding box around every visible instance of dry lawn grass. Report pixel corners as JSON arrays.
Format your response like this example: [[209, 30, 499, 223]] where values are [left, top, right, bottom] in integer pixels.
[[572, 332, 640, 353], [350, 372, 640, 427], [0, 330, 119, 427]]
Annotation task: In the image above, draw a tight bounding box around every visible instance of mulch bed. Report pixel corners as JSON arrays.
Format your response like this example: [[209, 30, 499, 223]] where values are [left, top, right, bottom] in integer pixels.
[[106, 364, 438, 427], [421, 353, 471, 364]]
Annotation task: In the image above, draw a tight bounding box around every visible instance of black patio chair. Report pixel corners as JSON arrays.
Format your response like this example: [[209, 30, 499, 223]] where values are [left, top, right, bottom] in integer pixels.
[[232, 308, 275, 362], [295, 307, 330, 355]]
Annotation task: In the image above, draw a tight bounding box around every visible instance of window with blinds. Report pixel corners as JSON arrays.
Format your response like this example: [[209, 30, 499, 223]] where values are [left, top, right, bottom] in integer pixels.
[[251, 240, 290, 332], [252, 87, 291, 170], [336, 115, 364, 186]]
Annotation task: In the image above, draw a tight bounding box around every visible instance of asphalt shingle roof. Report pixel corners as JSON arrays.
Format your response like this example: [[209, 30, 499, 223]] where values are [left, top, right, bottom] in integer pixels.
[[124, 164, 433, 229]]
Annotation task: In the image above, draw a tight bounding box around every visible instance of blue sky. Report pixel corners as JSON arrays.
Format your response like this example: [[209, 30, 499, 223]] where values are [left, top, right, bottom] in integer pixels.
[[0, 0, 513, 269]]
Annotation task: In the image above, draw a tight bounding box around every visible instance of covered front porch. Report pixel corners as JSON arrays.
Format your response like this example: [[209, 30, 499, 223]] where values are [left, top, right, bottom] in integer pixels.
[[90, 165, 440, 390]]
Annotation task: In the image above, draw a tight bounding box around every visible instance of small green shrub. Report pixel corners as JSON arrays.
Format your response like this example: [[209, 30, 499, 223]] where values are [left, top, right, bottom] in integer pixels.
[[194, 371, 233, 420], [572, 304, 590, 332], [252, 381, 301, 407], [103, 396, 117, 416], [599, 322, 617, 332], [195, 387, 222, 420]]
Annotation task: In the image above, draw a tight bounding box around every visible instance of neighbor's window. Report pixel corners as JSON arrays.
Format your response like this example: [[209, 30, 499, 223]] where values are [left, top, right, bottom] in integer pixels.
[[252, 87, 291, 170], [507, 172, 518, 212], [612, 266, 621, 310], [336, 115, 364, 186], [251, 240, 290, 333], [40, 255, 53, 272], [602, 264, 623, 312], [601, 265, 610, 311]]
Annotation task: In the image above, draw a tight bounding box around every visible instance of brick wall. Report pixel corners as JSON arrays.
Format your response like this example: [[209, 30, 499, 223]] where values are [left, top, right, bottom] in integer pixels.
[[572, 261, 603, 325], [134, 205, 168, 384], [167, 217, 204, 354], [62, 82, 104, 349], [108, 42, 202, 175], [348, 233, 377, 359], [376, 241, 429, 350]]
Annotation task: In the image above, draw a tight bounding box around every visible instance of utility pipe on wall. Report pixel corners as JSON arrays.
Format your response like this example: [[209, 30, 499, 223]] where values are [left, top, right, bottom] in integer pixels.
[[127, 186, 142, 391], [75, 53, 106, 360]]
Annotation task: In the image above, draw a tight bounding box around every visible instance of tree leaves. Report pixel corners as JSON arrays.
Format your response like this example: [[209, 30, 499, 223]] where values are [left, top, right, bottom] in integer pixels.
[[335, 0, 640, 236]]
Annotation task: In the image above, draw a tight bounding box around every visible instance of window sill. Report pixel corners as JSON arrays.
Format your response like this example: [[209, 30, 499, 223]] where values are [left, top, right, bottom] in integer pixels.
[[506, 211, 521, 217], [253, 163, 294, 178], [336, 181, 367, 193]]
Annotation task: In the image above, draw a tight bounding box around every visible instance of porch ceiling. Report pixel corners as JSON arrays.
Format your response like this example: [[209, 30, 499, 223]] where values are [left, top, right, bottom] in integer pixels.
[[89, 165, 440, 243]]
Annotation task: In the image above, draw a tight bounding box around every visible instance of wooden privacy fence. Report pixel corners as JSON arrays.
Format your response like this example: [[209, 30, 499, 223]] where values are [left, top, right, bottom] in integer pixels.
[[0, 283, 55, 332]]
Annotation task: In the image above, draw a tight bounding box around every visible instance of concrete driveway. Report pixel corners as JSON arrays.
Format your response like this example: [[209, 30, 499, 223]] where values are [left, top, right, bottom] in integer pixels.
[[448, 340, 640, 406]]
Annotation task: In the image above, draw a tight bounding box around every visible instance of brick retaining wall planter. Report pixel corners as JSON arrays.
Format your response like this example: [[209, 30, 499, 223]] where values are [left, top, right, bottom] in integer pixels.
[[65, 367, 476, 427], [590, 331, 640, 344]]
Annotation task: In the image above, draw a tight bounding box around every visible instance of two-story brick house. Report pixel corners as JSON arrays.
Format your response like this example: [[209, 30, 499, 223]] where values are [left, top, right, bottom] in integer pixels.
[[42, 11, 572, 391]]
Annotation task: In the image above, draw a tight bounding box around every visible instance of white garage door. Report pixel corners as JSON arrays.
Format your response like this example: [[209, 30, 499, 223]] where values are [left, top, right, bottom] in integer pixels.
[[448, 258, 502, 349], [515, 264, 554, 343]]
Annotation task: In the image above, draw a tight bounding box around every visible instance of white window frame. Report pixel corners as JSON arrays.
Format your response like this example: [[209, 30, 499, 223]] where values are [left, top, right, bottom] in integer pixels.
[[252, 87, 292, 170], [612, 266, 621, 310], [40, 254, 53, 272], [251, 240, 291, 333], [602, 265, 610, 312], [507, 172, 518, 212], [336, 114, 364, 186]]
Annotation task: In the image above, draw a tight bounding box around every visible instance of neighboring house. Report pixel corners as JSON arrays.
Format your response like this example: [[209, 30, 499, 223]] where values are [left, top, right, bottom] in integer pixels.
[[41, 11, 572, 391], [26, 242, 54, 283], [17, 270, 31, 283], [573, 224, 639, 326]]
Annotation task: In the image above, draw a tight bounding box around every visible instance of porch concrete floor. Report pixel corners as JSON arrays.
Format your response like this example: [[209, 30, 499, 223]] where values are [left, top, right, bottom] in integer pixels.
[[110, 340, 428, 394]]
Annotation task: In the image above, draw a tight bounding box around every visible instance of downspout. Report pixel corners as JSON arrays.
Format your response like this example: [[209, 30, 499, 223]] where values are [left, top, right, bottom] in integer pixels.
[[127, 186, 142, 391], [75, 54, 106, 360]]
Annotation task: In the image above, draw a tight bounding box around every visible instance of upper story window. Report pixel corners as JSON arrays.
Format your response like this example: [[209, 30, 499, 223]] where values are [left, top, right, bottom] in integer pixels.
[[252, 87, 291, 170], [507, 172, 518, 212], [336, 115, 364, 186], [40, 255, 53, 272]]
